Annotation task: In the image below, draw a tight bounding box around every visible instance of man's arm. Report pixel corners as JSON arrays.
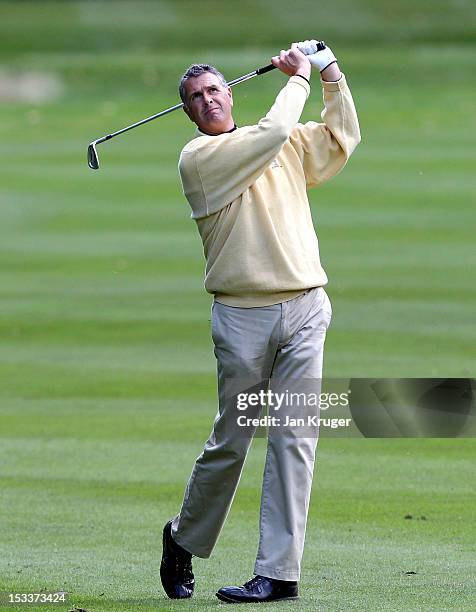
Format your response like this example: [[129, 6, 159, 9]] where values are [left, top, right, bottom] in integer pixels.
[[321, 63, 342, 83], [179, 47, 312, 219], [288, 46, 361, 188]]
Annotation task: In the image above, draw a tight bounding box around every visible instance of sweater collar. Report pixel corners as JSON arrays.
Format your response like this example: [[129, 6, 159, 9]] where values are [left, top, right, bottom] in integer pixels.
[[195, 124, 238, 137]]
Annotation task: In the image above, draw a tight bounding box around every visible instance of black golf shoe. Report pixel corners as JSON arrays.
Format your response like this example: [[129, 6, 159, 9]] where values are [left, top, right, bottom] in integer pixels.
[[216, 574, 298, 603], [160, 520, 194, 599]]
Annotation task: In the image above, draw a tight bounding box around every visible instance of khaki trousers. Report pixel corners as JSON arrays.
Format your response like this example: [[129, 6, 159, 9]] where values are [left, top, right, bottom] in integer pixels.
[[171, 287, 332, 581]]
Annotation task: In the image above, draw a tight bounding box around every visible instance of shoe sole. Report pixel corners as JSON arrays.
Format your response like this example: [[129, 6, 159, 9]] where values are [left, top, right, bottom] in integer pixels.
[[216, 591, 299, 604]]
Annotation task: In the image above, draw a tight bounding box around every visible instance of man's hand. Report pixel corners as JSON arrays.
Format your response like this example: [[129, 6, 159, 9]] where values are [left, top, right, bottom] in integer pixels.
[[271, 43, 311, 81], [297, 39, 341, 81]]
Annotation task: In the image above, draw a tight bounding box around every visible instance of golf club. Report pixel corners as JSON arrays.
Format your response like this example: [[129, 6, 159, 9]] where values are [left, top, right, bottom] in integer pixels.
[[87, 42, 325, 170]]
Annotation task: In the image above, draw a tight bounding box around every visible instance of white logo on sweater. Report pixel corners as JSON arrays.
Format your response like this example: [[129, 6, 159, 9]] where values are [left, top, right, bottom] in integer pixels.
[[270, 159, 283, 169]]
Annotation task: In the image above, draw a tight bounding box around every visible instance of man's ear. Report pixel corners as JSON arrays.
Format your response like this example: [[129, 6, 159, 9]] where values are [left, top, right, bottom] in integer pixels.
[[227, 87, 233, 107], [183, 104, 193, 122]]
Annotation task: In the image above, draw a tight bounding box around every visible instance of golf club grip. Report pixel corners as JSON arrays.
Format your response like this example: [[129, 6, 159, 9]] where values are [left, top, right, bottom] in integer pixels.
[[255, 41, 326, 76], [256, 64, 276, 76]]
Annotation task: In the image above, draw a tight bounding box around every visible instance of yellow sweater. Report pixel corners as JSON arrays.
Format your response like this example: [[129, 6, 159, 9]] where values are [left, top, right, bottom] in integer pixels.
[[178, 74, 360, 307]]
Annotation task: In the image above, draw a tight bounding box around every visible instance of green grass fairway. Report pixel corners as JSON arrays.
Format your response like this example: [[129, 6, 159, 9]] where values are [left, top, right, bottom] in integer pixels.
[[1, 1, 475, 610]]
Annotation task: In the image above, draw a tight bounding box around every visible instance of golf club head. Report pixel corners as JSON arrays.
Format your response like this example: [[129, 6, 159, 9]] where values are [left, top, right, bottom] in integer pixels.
[[87, 142, 100, 170]]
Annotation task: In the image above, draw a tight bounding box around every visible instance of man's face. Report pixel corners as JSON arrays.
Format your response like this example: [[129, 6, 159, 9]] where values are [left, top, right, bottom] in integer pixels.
[[183, 72, 234, 135]]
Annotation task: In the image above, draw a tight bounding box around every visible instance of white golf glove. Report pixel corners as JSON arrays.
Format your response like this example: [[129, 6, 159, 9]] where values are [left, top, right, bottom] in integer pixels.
[[297, 39, 337, 72]]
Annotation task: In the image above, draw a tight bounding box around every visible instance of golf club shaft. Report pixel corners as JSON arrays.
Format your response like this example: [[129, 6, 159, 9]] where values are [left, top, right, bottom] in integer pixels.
[[94, 64, 276, 146]]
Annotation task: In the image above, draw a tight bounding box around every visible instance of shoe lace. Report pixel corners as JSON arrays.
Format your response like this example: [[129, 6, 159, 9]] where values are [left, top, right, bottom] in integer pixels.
[[243, 575, 264, 590]]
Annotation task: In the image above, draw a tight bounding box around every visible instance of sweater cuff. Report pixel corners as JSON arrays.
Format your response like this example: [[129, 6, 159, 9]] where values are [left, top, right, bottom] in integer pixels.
[[320, 72, 347, 92], [294, 74, 310, 85], [288, 74, 311, 98]]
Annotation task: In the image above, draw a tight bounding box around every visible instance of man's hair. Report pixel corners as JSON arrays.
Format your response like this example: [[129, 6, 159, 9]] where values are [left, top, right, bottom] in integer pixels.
[[179, 64, 227, 106]]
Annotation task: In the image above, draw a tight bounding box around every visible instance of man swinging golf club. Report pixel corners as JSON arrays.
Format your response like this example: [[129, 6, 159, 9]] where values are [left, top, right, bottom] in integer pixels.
[[161, 39, 360, 604]]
